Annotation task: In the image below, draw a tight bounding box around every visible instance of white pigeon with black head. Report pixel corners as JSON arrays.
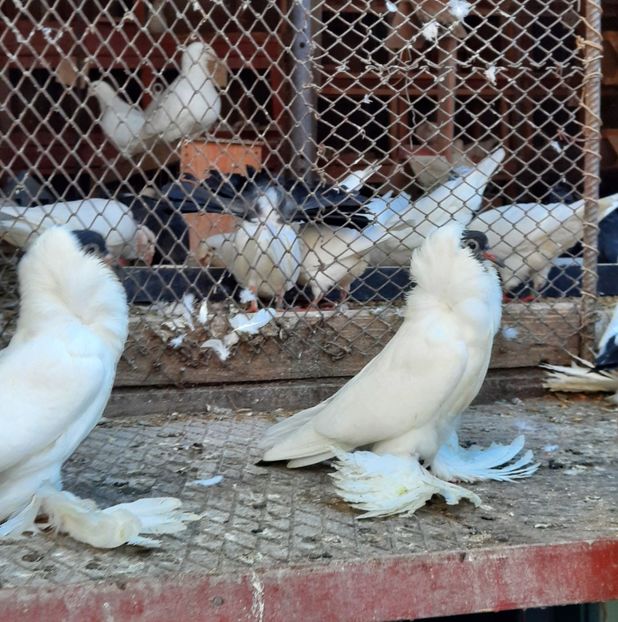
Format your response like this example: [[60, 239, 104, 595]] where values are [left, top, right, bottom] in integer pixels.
[[0, 227, 198, 548], [260, 223, 538, 517]]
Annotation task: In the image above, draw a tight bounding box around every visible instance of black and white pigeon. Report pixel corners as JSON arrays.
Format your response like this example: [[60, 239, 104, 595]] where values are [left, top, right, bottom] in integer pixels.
[[260, 223, 538, 517], [543, 302, 618, 403], [0, 227, 198, 548]]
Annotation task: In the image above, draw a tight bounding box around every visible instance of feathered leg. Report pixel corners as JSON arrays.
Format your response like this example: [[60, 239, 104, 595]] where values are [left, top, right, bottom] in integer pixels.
[[1, 486, 200, 549], [331, 450, 481, 519], [429, 431, 539, 483]]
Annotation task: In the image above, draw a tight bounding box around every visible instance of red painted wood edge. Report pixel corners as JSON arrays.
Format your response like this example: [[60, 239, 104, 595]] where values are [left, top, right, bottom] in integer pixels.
[[1, 539, 616, 622]]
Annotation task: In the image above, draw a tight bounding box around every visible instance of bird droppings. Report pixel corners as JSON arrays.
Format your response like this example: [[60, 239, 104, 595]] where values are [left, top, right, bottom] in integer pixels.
[[0, 396, 615, 592]]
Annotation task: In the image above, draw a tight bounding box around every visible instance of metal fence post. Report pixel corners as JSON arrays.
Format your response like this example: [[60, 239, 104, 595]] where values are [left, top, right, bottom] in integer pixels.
[[290, 0, 317, 182]]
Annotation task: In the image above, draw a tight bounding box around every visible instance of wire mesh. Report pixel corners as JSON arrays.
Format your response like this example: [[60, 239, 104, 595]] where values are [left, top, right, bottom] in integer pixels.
[[0, 0, 608, 383]]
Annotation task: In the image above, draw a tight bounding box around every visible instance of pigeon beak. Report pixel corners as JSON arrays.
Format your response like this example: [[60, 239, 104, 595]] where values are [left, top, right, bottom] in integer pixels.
[[483, 251, 505, 268], [102, 253, 116, 267]]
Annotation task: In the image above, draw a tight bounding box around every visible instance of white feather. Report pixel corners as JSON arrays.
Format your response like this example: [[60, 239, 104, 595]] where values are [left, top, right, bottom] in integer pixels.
[[430, 431, 539, 483], [422, 20, 439, 42], [448, 0, 471, 21], [201, 338, 231, 361], [229, 308, 276, 334]]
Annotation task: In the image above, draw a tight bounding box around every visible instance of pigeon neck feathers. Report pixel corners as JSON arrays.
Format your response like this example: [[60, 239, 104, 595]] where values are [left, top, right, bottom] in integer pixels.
[[15, 228, 128, 357], [406, 223, 502, 332]]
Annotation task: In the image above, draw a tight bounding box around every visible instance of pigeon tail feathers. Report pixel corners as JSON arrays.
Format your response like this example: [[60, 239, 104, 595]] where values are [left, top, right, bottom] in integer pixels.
[[542, 362, 618, 395]]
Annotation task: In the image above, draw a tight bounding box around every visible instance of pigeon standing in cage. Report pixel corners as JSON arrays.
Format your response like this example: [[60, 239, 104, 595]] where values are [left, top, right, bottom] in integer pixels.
[[0, 198, 157, 265], [0, 228, 199, 548], [259, 223, 538, 518], [55, 42, 227, 158], [467, 192, 618, 298]]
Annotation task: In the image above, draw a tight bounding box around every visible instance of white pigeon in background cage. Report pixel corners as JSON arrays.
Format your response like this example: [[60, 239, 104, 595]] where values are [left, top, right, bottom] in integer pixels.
[[55, 42, 227, 158], [468, 192, 618, 295], [0, 198, 157, 265]]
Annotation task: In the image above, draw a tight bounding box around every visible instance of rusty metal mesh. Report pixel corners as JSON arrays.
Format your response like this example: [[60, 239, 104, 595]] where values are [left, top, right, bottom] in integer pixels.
[[0, 0, 605, 381]]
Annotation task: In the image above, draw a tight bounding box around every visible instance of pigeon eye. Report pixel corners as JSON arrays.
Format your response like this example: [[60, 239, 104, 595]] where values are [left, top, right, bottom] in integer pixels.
[[83, 243, 99, 256], [465, 239, 480, 252]]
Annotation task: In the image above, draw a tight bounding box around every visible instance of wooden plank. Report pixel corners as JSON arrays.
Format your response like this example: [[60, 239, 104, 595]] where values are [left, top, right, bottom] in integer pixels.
[[114, 301, 580, 387], [105, 367, 546, 418], [1, 517, 617, 621]]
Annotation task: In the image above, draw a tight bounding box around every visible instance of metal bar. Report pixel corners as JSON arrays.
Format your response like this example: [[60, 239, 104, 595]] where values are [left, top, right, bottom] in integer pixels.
[[580, 0, 604, 357], [289, 0, 317, 181]]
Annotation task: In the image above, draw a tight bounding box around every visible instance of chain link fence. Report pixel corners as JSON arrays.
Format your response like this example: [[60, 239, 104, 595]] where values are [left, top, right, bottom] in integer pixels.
[[0, 0, 606, 384]]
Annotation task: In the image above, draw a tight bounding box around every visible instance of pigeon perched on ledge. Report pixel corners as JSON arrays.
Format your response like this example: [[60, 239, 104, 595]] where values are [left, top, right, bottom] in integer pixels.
[[0, 228, 198, 548], [259, 223, 537, 517]]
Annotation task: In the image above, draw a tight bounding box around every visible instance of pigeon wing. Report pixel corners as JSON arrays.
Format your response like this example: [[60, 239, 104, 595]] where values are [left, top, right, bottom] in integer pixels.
[[262, 317, 469, 463]]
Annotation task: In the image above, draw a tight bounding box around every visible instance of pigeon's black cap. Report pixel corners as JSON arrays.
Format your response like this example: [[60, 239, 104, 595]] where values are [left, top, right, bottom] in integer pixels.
[[71, 230, 110, 258], [461, 230, 489, 251]]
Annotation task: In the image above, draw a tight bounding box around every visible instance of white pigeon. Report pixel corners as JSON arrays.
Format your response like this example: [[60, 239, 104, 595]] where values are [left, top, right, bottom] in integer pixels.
[[0, 228, 198, 548], [88, 80, 147, 157], [297, 222, 379, 306], [467, 193, 618, 294], [138, 42, 226, 152], [260, 224, 537, 516], [543, 301, 618, 403], [59, 43, 225, 157], [0, 198, 156, 265], [204, 186, 303, 311], [368, 147, 506, 267]]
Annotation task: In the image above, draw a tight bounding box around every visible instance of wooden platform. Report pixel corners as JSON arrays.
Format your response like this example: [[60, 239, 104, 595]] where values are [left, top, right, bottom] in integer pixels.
[[0, 396, 616, 621], [114, 301, 582, 387]]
